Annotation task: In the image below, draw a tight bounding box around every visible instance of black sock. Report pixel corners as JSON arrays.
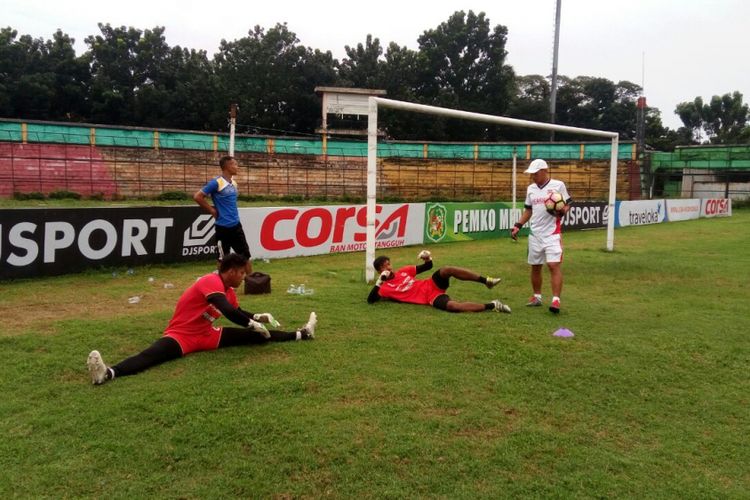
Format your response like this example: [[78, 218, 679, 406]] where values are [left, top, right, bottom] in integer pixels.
[[479, 276, 487, 284], [484, 302, 494, 310]]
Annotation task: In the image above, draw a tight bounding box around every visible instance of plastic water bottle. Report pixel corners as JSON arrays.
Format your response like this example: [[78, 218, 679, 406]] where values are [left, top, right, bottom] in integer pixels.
[[163, 283, 174, 289], [128, 296, 141, 304], [287, 284, 298, 294], [297, 284, 314, 295]]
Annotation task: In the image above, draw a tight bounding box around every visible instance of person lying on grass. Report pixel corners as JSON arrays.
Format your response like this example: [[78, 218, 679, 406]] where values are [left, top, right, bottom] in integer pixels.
[[366, 250, 511, 313], [87, 253, 316, 385]]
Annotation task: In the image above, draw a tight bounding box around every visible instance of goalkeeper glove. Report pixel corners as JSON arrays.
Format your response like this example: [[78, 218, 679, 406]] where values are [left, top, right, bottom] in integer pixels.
[[253, 313, 281, 328], [375, 270, 391, 287], [248, 319, 271, 339], [417, 250, 432, 260]]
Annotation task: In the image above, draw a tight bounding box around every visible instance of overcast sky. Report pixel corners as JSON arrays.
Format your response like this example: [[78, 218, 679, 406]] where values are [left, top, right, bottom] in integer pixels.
[[5, 0, 749, 130]]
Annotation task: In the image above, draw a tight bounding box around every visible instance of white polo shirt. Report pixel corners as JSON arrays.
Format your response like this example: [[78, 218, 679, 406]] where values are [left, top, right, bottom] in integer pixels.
[[524, 179, 571, 237]]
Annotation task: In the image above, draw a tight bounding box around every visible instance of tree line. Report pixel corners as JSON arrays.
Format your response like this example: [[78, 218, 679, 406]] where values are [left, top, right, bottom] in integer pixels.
[[1, 11, 748, 149]]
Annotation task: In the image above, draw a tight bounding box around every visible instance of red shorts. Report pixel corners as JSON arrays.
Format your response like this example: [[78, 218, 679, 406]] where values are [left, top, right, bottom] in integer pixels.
[[165, 326, 223, 355]]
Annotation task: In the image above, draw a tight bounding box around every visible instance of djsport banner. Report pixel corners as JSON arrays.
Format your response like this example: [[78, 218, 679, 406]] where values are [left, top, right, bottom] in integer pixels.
[[0, 206, 216, 279]]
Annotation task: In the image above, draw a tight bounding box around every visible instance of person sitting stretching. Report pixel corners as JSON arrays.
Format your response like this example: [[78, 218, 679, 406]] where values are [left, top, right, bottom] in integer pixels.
[[366, 250, 511, 313]]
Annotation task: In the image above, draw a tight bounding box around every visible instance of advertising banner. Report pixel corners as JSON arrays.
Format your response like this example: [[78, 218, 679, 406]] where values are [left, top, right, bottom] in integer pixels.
[[423, 202, 524, 243], [241, 203, 425, 259], [700, 198, 732, 218], [615, 200, 666, 228], [0, 206, 216, 279], [665, 199, 701, 222], [560, 201, 608, 230]]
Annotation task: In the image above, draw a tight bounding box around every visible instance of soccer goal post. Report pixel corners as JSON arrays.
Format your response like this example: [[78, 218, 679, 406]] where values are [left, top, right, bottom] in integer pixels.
[[365, 97, 620, 282]]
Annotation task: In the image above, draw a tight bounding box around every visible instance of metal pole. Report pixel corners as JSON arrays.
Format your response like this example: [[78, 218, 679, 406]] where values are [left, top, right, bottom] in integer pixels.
[[549, 0, 562, 142]]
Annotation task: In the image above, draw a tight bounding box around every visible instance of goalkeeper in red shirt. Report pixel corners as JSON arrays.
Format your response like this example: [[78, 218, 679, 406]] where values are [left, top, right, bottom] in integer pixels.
[[367, 250, 511, 313], [86, 253, 317, 385]]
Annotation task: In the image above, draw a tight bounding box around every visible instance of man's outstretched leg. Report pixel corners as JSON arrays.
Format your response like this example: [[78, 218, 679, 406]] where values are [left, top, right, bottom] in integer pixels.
[[219, 312, 317, 347], [87, 336, 183, 385], [438, 266, 502, 289], [443, 299, 511, 313]]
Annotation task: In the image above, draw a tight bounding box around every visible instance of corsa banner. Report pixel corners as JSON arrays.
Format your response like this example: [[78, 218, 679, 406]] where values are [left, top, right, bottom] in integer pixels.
[[241, 203, 425, 259]]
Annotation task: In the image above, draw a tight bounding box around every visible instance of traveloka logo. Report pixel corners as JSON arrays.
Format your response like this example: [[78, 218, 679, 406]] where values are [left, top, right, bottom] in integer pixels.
[[182, 215, 217, 256], [426, 204, 447, 242]]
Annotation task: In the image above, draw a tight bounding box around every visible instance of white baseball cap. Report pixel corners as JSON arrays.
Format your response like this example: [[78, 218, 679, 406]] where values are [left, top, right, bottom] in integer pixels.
[[524, 159, 549, 174]]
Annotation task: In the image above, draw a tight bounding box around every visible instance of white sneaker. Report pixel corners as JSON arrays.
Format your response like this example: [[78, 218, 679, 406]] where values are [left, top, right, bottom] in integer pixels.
[[485, 277, 502, 289], [300, 312, 317, 340], [491, 299, 512, 314], [87, 350, 110, 385]]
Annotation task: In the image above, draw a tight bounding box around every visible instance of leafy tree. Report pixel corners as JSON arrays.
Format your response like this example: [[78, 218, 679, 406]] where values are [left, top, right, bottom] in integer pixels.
[[676, 91, 750, 144], [213, 23, 337, 134], [339, 35, 384, 89], [0, 27, 88, 120], [414, 10, 515, 140], [85, 24, 145, 124]]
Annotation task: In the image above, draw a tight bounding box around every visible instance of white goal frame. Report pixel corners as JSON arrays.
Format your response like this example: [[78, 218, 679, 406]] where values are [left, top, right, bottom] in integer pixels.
[[365, 97, 619, 282]]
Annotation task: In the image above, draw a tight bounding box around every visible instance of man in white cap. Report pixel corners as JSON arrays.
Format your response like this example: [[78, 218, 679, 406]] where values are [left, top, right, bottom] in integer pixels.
[[510, 159, 571, 313]]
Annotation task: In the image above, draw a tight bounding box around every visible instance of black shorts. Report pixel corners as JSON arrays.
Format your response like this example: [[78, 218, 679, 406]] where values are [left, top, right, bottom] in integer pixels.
[[432, 294, 451, 311], [431, 270, 450, 290], [214, 223, 251, 260], [430, 270, 451, 310]]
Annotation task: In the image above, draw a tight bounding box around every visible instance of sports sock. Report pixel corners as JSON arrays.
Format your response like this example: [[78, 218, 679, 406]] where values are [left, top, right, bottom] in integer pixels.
[[552, 296, 560, 302], [484, 303, 494, 310], [478, 276, 487, 284], [534, 293, 542, 299]]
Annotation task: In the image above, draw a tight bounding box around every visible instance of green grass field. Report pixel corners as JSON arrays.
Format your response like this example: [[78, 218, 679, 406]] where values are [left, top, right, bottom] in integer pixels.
[[1, 211, 748, 498]]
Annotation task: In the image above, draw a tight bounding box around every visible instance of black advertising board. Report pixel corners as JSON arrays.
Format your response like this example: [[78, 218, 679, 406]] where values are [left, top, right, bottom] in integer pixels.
[[0, 206, 217, 279], [560, 201, 609, 231]]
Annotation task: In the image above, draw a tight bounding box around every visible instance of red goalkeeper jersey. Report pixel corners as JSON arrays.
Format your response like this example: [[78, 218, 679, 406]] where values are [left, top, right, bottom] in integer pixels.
[[377, 265, 445, 306], [164, 273, 239, 338]]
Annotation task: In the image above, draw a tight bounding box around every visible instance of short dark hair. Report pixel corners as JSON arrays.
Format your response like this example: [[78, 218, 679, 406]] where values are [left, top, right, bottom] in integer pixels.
[[373, 256, 390, 272], [219, 253, 248, 273], [219, 156, 235, 169]]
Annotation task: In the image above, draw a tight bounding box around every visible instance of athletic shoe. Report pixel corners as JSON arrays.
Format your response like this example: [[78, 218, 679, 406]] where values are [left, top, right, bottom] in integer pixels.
[[549, 298, 561, 314], [485, 277, 502, 289], [300, 312, 317, 340], [491, 299, 511, 314], [87, 350, 110, 385], [526, 296, 543, 307]]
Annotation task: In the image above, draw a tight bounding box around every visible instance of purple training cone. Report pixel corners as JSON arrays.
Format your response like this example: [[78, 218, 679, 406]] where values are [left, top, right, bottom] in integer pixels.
[[553, 328, 574, 338]]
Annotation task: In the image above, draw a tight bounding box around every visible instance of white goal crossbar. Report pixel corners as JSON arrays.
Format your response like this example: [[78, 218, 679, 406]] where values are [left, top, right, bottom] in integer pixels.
[[366, 97, 620, 282]]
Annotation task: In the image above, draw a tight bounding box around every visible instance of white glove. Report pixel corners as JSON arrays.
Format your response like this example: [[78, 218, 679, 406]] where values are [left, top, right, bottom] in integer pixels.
[[248, 319, 271, 339], [375, 270, 391, 287], [417, 250, 432, 261], [253, 313, 281, 328]]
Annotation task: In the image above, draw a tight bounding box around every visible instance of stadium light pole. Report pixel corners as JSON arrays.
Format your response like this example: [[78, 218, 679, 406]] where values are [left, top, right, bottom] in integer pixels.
[[365, 97, 619, 281]]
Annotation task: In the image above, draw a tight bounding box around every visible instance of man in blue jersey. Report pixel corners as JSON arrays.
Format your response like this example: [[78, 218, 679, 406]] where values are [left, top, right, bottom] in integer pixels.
[[194, 156, 252, 272]]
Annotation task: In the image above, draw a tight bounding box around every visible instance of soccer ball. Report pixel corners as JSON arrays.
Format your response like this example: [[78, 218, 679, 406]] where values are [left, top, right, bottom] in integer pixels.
[[544, 190, 566, 215]]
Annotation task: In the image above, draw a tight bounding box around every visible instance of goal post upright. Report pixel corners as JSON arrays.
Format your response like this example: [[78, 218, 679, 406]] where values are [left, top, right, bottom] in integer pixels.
[[365, 98, 378, 282], [606, 135, 619, 251], [365, 97, 620, 282]]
